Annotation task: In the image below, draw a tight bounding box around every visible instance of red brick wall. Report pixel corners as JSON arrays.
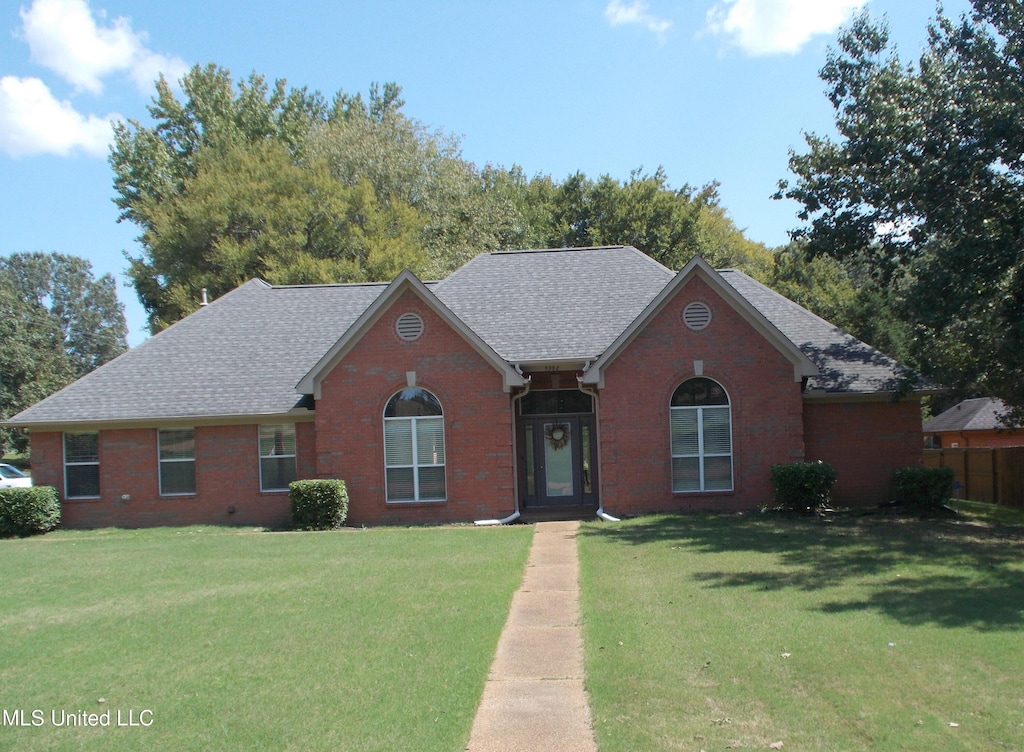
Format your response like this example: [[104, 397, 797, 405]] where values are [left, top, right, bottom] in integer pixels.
[[314, 289, 515, 525], [804, 399, 923, 506], [598, 276, 806, 516], [30, 422, 316, 529]]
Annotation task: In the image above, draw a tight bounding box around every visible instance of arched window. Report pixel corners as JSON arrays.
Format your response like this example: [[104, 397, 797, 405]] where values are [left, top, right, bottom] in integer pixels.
[[383, 388, 446, 502], [670, 378, 732, 492]]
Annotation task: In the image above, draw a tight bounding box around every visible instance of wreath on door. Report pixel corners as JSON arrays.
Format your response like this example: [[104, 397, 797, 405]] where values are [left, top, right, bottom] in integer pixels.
[[545, 423, 570, 451]]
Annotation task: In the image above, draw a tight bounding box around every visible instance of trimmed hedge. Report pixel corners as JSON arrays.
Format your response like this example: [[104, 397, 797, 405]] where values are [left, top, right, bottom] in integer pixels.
[[892, 466, 955, 508], [0, 486, 60, 537], [770, 461, 837, 512], [289, 479, 349, 530]]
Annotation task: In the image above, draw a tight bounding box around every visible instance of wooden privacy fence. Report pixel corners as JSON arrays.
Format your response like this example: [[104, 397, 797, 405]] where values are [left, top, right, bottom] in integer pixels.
[[922, 447, 1024, 506]]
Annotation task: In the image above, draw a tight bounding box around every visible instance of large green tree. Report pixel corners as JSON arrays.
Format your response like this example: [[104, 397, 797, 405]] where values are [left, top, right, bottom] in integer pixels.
[[307, 85, 535, 276], [113, 66, 528, 329], [520, 168, 776, 275], [115, 63, 788, 334], [777, 1, 1024, 407], [0, 253, 127, 452], [130, 138, 425, 328]]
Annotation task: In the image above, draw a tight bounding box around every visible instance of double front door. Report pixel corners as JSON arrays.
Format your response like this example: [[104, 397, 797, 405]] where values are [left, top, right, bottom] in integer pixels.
[[519, 390, 598, 508]]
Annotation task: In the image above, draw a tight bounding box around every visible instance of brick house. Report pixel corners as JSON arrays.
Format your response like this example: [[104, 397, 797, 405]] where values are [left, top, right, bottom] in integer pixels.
[[923, 398, 1022, 448], [7, 247, 926, 528]]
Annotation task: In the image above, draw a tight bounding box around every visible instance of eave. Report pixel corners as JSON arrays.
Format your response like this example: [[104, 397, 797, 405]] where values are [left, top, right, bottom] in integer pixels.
[[1, 406, 317, 432]]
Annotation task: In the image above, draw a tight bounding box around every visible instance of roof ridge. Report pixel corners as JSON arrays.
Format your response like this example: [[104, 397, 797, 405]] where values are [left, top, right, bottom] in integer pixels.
[[490, 245, 629, 255], [267, 280, 392, 290]]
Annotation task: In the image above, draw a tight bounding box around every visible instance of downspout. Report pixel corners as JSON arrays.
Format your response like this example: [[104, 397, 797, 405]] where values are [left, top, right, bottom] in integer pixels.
[[475, 370, 531, 526], [578, 373, 619, 523]]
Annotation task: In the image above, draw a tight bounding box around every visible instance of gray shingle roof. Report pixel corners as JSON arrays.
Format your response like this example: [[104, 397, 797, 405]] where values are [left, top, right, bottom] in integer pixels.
[[432, 246, 673, 362], [923, 398, 1014, 433], [719, 269, 913, 394], [8, 247, 919, 427], [10, 279, 388, 425]]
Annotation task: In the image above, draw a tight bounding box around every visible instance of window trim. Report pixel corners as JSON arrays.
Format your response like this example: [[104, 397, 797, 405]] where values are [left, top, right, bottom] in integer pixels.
[[259, 423, 297, 493], [670, 378, 734, 493], [63, 431, 100, 499], [158, 428, 196, 497], [383, 388, 447, 504]]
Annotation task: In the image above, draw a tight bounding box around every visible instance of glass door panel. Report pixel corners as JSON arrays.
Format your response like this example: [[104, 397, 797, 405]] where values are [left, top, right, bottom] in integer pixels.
[[543, 422, 574, 498]]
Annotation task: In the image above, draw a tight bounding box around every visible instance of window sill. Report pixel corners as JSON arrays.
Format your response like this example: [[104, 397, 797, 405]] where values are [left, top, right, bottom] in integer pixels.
[[672, 489, 735, 495], [385, 499, 448, 506]]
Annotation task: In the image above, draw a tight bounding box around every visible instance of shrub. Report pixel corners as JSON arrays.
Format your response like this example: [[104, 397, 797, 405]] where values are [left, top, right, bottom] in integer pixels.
[[289, 479, 349, 530], [770, 461, 837, 512], [892, 466, 955, 508], [0, 486, 60, 537]]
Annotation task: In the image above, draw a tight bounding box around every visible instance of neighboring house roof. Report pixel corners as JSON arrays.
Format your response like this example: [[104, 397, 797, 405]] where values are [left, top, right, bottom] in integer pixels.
[[923, 398, 1015, 433], [7, 247, 921, 428]]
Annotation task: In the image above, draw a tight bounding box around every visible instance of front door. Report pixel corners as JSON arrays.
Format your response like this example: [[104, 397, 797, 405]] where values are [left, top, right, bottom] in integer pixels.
[[519, 390, 598, 509]]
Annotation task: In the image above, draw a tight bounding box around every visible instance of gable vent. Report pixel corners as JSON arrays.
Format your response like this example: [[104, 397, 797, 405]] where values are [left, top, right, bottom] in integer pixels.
[[396, 312, 424, 341], [683, 302, 712, 331]]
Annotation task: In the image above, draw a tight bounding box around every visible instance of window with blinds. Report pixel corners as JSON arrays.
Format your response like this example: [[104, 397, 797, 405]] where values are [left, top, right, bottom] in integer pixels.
[[259, 424, 297, 492], [670, 378, 733, 492], [159, 428, 196, 496], [64, 432, 100, 499], [383, 388, 446, 502]]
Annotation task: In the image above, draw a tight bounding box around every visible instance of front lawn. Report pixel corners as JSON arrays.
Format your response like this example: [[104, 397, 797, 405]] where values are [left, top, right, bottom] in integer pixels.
[[0, 524, 532, 751], [578, 505, 1024, 751]]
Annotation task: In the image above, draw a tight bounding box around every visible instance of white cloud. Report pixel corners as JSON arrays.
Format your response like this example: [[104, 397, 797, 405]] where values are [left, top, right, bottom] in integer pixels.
[[0, 75, 120, 157], [128, 50, 189, 93], [19, 0, 188, 93], [705, 0, 868, 56], [605, 1, 673, 40]]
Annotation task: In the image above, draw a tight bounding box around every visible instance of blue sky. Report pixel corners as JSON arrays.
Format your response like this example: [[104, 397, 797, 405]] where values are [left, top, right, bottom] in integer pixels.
[[0, 0, 972, 346]]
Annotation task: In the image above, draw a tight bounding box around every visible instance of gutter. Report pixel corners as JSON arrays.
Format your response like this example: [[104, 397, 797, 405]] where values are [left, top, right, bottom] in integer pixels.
[[577, 376, 619, 523], [475, 373, 531, 526]]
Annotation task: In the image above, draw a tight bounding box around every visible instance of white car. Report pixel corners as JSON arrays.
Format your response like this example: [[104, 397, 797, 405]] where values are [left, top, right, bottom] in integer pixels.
[[0, 464, 32, 488]]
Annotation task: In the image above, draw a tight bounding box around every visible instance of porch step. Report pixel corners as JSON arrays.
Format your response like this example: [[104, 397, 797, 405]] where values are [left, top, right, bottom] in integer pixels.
[[518, 505, 598, 523]]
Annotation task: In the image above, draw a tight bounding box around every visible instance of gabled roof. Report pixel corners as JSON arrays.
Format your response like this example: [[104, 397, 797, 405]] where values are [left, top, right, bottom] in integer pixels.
[[296, 269, 527, 398], [432, 246, 673, 365], [923, 398, 1016, 433], [7, 247, 922, 428], [580, 256, 818, 388]]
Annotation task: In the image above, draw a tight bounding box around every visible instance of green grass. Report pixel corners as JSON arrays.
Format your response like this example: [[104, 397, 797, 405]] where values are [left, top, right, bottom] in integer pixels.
[[0, 524, 533, 751], [578, 507, 1024, 751]]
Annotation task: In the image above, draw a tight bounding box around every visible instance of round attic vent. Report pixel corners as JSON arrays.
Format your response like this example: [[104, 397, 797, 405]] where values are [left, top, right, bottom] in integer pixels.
[[396, 312, 424, 341], [682, 302, 712, 331]]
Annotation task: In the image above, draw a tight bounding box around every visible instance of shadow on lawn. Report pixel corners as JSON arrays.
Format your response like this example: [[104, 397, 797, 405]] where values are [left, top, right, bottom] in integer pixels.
[[580, 511, 1024, 631]]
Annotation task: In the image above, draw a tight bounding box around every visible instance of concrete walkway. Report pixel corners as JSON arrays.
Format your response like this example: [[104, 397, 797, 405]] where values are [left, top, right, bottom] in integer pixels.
[[465, 520, 598, 752]]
